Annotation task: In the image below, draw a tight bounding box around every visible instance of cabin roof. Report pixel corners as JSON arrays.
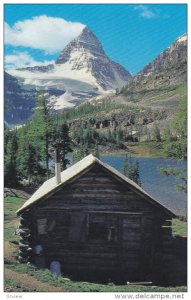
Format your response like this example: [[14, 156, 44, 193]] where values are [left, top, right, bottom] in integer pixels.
[[17, 154, 176, 217]]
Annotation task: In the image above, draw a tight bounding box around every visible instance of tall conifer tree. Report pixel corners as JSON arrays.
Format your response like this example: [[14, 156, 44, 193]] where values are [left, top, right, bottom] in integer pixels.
[[28, 92, 52, 179], [4, 130, 18, 186], [51, 123, 72, 170]]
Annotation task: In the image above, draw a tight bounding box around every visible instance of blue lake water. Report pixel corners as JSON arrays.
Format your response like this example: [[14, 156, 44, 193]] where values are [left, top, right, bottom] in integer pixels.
[[100, 156, 187, 217]]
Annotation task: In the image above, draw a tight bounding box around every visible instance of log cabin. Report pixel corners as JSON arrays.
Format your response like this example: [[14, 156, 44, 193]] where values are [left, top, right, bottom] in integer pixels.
[[16, 154, 176, 283]]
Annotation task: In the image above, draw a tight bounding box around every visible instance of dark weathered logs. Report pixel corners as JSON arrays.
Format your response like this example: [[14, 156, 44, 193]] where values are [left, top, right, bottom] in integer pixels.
[[20, 218, 30, 226], [17, 164, 174, 280], [18, 255, 29, 263], [18, 212, 32, 264]]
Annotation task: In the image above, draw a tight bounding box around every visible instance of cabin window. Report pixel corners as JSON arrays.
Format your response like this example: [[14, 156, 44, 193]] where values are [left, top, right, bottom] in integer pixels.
[[37, 218, 47, 235], [68, 213, 118, 242], [37, 218, 56, 235], [88, 215, 118, 242], [68, 213, 88, 242]]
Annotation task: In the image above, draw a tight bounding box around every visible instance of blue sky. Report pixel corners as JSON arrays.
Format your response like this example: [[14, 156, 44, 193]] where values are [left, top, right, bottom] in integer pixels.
[[4, 4, 187, 75]]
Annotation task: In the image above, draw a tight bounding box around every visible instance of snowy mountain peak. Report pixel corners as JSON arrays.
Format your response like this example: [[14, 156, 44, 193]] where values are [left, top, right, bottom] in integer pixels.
[[54, 26, 131, 90], [6, 27, 132, 118], [77, 26, 104, 49], [176, 33, 187, 44], [55, 26, 105, 64]]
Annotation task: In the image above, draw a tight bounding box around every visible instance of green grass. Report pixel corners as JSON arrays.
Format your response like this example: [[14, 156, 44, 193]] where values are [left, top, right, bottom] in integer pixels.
[[96, 140, 165, 158], [4, 196, 26, 242], [144, 89, 177, 104], [4, 196, 26, 217], [4, 263, 186, 292], [4, 278, 38, 292], [176, 83, 187, 100], [126, 141, 163, 158], [172, 218, 187, 237], [137, 83, 186, 111]]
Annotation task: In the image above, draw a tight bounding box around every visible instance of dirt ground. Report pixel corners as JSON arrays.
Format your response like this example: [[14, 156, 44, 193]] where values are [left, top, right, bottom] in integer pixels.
[[4, 241, 65, 292], [4, 268, 65, 292], [4, 241, 18, 263]]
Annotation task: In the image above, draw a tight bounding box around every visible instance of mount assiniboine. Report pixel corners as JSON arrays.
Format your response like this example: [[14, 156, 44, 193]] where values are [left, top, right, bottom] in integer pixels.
[[5, 27, 132, 126]]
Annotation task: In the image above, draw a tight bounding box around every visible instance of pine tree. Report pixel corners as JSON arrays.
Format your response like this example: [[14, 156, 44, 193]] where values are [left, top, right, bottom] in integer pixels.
[[60, 123, 72, 169], [135, 124, 142, 142], [52, 123, 72, 170], [94, 142, 100, 158], [152, 124, 161, 142], [73, 143, 89, 163], [163, 96, 187, 160], [163, 126, 173, 143], [116, 126, 123, 144], [106, 129, 112, 142], [113, 122, 117, 142], [72, 126, 83, 144], [122, 154, 141, 186], [4, 130, 18, 186], [122, 154, 128, 176], [28, 92, 52, 179], [132, 161, 141, 186], [83, 124, 93, 145], [16, 141, 42, 185], [4, 126, 10, 156], [161, 95, 187, 192]]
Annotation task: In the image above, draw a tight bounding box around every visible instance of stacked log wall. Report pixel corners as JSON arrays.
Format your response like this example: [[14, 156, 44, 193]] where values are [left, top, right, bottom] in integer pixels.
[[19, 164, 173, 280], [18, 210, 33, 263]]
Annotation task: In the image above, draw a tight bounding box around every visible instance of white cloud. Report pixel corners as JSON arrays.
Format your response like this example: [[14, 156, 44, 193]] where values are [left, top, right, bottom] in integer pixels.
[[5, 52, 54, 69], [134, 5, 157, 19], [5, 15, 85, 54]]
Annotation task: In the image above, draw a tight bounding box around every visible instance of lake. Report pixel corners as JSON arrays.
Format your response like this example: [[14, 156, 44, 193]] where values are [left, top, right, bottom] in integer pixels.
[[100, 156, 187, 217]]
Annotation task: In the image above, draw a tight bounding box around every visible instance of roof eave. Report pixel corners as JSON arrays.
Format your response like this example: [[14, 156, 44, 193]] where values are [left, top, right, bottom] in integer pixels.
[[16, 155, 176, 218], [16, 159, 97, 215]]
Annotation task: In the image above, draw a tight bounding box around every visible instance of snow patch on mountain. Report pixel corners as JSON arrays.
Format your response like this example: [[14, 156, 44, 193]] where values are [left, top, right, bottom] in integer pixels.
[[48, 92, 75, 110], [176, 33, 187, 43], [6, 26, 132, 112]]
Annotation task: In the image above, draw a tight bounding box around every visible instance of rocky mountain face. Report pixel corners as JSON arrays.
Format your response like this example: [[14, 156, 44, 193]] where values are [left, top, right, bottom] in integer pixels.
[[55, 27, 132, 91], [4, 31, 187, 128], [5, 27, 132, 126], [124, 34, 187, 98], [4, 72, 36, 127], [81, 33, 187, 138]]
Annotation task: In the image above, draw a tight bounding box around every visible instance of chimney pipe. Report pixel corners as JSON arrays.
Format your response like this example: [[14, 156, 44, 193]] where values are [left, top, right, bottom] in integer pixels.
[[55, 149, 61, 185]]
